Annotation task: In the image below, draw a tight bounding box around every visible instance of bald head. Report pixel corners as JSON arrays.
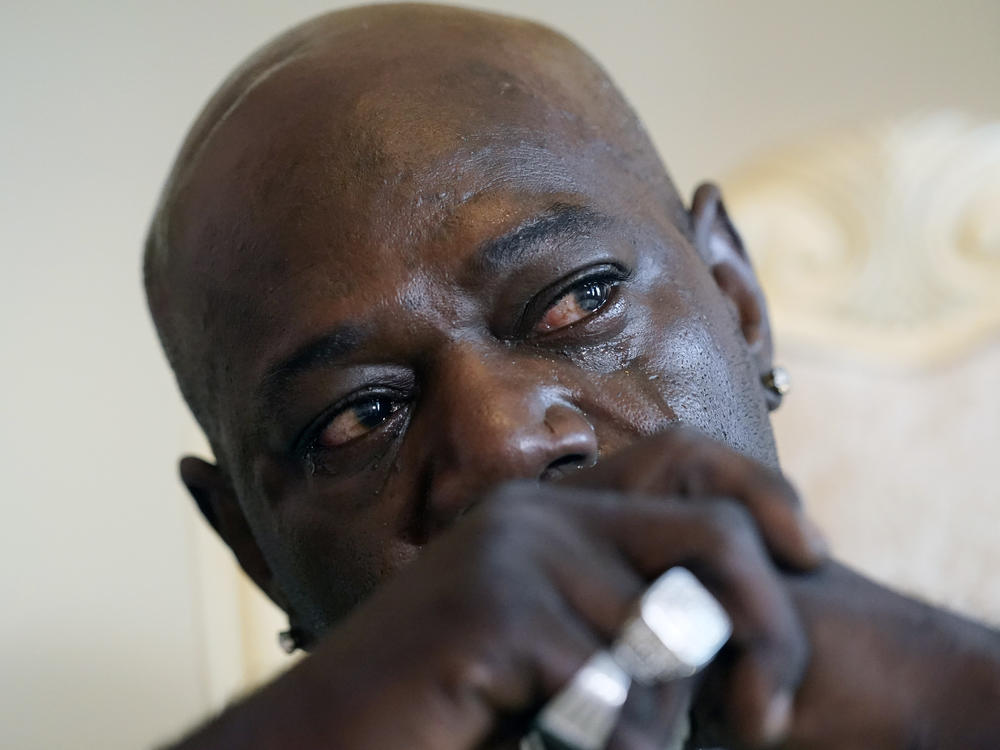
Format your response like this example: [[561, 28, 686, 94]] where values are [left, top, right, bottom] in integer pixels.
[[145, 3, 779, 632], [144, 3, 680, 458]]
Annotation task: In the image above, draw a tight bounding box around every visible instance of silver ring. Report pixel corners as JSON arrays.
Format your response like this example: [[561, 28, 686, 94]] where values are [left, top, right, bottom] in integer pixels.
[[611, 566, 732, 684], [526, 650, 631, 750]]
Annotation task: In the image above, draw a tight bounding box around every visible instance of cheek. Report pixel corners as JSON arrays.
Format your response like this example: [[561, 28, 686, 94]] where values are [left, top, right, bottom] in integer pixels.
[[590, 269, 771, 460], [285, 500, 419, 629], [646, 292, 773, 461], [249, 454, 420, 628], [286, 505, 418, 629], [650, 321, 744, 432]]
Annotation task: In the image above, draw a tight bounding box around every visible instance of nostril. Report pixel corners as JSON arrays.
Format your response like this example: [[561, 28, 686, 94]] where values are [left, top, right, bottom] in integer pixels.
[[540, 453, 590, 481]]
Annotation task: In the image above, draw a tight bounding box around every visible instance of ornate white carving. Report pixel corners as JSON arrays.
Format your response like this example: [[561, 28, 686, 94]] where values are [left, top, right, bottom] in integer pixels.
[[725, 112, 1000, 368]]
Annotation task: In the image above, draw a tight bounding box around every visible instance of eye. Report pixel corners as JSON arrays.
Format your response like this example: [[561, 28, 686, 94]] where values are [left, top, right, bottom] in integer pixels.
[[534, 277, 616, 333], [315, 395, 402, 448]]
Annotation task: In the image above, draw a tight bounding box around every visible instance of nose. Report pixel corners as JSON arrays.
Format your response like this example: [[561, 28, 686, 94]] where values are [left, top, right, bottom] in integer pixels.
[[420, 343, 598, 527]]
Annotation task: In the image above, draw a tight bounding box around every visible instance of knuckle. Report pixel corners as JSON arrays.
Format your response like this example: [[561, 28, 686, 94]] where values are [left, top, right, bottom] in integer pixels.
[[760, 618, 810, 692], [481, 479, 534, 513], [702, 498, 755, 541], [744, 595, 809, 685], [683, 452, 721, 494], [767, 471, 801, 508], [785, 615, 810, 677], [468, 482, 573, 572], [690, 500, 767, 575], [430, 618, 528, 709], [659, 422, 703, 445], [658, 425, 707, 467], [441, 546, 544, 640], [437, 643, 498, 701], [476, 481, 545, 531], [748, 460, 797, 499], [763, 604, 807, 658], [673, 436, 724, 494]]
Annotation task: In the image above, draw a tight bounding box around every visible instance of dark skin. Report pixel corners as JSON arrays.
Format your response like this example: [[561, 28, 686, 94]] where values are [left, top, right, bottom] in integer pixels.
[[147, 5, 1000, 749]]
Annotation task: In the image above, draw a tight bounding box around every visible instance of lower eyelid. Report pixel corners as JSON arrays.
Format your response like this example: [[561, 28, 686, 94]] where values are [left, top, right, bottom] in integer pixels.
[[295, 387, 399, 452], [307, 396, 409, 460], [540, 277, 623, 328], [537, 284, 628, 343]]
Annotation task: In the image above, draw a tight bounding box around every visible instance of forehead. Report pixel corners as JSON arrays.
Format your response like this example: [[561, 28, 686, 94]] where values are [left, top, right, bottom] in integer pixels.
[[196, 67, 625, 208], [168, 28, 679, 422], [173, 16, 655, 265]]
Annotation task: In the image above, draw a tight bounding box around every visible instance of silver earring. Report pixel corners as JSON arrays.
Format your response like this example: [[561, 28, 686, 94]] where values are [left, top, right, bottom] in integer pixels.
[[762, 366, 791, 399], [278, 628, 303, 654]]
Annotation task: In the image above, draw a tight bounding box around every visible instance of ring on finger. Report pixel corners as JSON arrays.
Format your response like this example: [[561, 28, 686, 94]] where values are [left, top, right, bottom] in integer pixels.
[[611, 566, 732, 684], [526, 650, 631, 750]]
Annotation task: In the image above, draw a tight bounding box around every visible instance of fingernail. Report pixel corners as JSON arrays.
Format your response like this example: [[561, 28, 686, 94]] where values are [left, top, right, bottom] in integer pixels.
[[761, 690, 793, 745]]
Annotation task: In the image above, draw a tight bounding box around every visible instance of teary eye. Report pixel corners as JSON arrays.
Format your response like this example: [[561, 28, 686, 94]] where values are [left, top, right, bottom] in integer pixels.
[[534, 278, 616, 333], [316, 396, 401, 448]]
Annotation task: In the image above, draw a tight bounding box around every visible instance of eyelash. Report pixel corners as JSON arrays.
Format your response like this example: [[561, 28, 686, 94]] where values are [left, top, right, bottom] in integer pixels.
[[299, 264, 631, 461], [525, 264, 630, 337], [297, 387, 410, 460]]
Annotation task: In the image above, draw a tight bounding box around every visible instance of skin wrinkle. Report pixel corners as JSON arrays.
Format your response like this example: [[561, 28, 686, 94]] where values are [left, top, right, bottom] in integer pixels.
[[380, 158, 599, 266], [146, 4, 775, 634], [475, 203, 608, 273]]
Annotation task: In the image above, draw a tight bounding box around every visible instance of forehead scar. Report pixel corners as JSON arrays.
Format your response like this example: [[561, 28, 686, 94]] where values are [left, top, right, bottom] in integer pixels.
[[175, 50, 310, 198]]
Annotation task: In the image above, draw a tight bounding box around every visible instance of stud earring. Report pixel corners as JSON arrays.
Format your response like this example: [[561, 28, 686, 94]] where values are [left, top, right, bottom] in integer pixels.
[[762, 366, 791, 406]]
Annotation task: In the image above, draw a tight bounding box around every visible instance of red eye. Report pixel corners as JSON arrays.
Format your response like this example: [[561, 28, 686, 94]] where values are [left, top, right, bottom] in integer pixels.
[[317, 397, 400, 448], [535, 279, 614, 333]]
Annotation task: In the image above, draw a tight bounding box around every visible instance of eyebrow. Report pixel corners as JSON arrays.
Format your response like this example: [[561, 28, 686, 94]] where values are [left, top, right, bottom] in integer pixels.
[[476, 202, 610, 272], [256, 203, 610, 407], [257, 324, 365, 407]]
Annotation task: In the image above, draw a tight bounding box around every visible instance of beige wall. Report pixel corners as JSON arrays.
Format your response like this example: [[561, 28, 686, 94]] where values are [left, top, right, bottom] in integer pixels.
[[2, 2, 998, 748]]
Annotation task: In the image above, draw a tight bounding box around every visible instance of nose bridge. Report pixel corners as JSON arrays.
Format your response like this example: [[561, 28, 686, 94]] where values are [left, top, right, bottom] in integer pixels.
[[422, 342, 598, 517], [434, 342, 551, 459]]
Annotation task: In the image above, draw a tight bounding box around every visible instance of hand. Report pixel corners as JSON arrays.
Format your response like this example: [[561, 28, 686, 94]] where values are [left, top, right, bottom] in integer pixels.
[[556, 426, 827, 746], [559, 425, 828, 571], [590, 430, 1000, 750], [172, 469, 818, 750], [769, 563, 1000, 750], [311, 486, 809, 750]]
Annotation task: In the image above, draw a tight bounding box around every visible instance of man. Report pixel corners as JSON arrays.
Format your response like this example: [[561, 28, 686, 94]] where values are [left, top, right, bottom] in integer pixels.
[[145, 4, 1000, 748]]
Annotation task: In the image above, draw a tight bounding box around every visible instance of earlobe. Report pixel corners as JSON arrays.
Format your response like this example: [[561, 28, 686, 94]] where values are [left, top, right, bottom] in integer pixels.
[[689, 182, 781, 409], [179, 456, 291, 613]]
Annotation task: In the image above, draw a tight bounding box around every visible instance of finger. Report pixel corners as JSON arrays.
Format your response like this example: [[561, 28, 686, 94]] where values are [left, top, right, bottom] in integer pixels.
[[478, 484, 807, 745], [687, 647, 797, 749], [656, 430, 827, 571], [726, 650, 796, 748], [564, 491, 809, 746], [543, 536, 646, 641], [456, 553, 606, 711], [483, 482, 646, 640], [482, 490, 703, 750], [608, 678, 695, 750], [482, 597, 608, 747], [563, 426, 828, 570]]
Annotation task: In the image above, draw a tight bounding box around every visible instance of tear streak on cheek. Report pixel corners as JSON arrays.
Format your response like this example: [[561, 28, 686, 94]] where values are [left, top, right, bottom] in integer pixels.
[[644, 322, 743, 445], [578, 364, 678, 449]]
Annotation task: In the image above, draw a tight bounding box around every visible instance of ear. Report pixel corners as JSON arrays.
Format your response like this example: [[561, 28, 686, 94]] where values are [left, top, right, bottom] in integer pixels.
[[179, 456, 293, 615], [689, 182, 780, 410]]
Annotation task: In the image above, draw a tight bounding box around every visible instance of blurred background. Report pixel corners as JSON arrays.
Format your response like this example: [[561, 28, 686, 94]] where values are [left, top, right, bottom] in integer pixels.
[[2, 1, 998, 748]]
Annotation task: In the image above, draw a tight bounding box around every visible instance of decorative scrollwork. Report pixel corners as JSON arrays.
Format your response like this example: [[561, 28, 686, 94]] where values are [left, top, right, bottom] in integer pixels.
[[724, 112, 1000, 368]]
